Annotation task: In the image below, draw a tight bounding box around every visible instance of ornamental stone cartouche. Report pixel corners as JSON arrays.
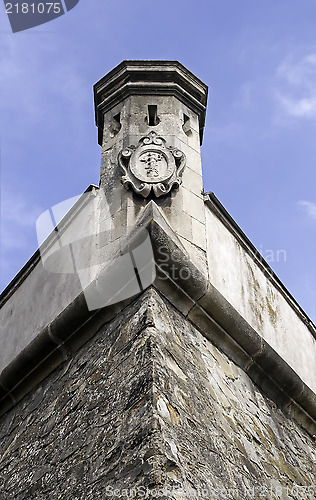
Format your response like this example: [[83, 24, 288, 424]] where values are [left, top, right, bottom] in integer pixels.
[[118, 131, 186, 198]]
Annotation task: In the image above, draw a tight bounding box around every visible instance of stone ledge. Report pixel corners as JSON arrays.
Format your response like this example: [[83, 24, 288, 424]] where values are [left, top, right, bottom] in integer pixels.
[[204, 192, 316, 340], [0, 288, 139, 418], [144, 207, 316, 436], [94, 60, 208, 146], [1, 203, 315, 437], [0, 184, 99, 311]]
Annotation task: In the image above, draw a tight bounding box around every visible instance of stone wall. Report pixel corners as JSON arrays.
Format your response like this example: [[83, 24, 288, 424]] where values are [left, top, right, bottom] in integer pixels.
[[205, 197, 316, 395], [0, 288, 315, 499]]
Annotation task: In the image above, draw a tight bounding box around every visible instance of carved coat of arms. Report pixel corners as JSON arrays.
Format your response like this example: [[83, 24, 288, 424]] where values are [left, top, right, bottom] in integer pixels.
[[118, 132, 186, 198]]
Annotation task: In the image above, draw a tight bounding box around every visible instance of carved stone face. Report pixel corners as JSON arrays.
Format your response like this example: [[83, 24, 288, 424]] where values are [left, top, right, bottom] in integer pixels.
[[118, 132, 186, 198]]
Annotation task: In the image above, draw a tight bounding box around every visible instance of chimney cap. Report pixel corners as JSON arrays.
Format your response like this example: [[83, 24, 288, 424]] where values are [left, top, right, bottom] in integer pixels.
[[94, 60, 208, 145]]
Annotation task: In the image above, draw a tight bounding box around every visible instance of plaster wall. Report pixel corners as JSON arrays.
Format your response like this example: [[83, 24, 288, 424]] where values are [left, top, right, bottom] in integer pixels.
[[0, 261, 82, 374], [0, 187, 115, 373], [205, 206, 316, 394]]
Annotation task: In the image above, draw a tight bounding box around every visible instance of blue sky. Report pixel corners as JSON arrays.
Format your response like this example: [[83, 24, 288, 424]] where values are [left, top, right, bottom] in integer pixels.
[[0, 0, 315, 322]]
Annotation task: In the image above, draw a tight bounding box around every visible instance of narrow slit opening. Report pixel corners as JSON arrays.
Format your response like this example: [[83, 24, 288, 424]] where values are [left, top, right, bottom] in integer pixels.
[[114, 113, 121, 125], [182, 113, 192, 136], [148, 105, 159, 126], [110, 113, 121, 137]]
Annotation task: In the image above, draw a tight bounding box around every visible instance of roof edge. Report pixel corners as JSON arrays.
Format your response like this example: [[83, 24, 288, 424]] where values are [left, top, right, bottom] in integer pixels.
[[204, 192, 316, 338], [1, 205, 315, 436]]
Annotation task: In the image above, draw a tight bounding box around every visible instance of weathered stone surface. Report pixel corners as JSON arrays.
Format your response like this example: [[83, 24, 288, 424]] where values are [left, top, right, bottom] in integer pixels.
[[0, 62, 208, 382], [1, 60, 315, 500], [0, 289, 315, 499], [205, 197, 316, 396], [96, 62, 208, 275]]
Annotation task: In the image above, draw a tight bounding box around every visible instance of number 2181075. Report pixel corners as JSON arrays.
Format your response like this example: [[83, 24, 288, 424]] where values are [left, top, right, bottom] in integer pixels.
[[5, 3, 62, 14]]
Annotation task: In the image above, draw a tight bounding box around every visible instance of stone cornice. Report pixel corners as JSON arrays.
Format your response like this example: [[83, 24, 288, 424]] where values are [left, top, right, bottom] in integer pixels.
[[204, 192, 316, 339], [94, 60, 208, 145], [0, 184, 99, 310], [1, 202, 315, 436]]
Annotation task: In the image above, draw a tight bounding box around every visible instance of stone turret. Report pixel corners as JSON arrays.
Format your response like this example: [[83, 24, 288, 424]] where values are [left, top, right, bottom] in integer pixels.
[[94, 61, 208, 272], [0, 61, 315, 499]]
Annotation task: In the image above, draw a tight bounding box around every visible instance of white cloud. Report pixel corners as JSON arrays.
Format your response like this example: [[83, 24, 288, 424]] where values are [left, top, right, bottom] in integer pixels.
[[297, 200, 316, 220], [277, 94, 316, 119], [275, 51, 316, 120], [277, 53, 316, 88]]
